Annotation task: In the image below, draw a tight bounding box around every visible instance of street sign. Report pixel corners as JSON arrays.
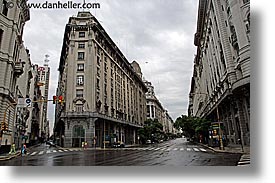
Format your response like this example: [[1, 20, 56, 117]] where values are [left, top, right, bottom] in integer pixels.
[[25, 98, 32, 107], [17, 98, 32, 108]]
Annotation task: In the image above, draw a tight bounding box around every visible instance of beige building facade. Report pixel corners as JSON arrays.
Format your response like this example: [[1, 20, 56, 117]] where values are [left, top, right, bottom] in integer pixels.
[[144, 80, 175, 134], [189, 0, 250, 145], [0, 0, 30, 152], [54, 12, 147, 148]]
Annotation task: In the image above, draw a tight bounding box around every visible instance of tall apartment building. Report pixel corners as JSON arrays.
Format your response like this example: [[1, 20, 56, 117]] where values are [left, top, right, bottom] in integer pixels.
[[144, 80, 174, 134], [14, 46, 32, 149], [54, 12, 147, 148], [0, 1, 30, 152], [37, 62, 50, 142], [26, 64, 42, 145], [189, 0, 250, 145]]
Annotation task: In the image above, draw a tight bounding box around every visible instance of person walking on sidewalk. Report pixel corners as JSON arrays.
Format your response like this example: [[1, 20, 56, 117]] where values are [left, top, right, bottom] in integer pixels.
[[21, 144, 27, 156], [9, 143, 16, 154]]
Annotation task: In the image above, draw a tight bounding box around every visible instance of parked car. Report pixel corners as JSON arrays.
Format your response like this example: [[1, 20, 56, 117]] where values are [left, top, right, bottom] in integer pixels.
[[46, 140, 56, 147], [112, 141, 125, 148]]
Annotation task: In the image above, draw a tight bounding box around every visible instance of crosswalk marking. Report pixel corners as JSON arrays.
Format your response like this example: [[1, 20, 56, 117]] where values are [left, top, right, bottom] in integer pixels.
[[193, 148, 199, 152], [30, 152, 37, 156], [26, 146, 209, 157], [237, 154, 250, 166]]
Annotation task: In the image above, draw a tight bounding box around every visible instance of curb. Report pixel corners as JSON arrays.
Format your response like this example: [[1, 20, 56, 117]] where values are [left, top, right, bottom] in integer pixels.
[[199, 143, 244, 154], [0, 151, 21, 161]]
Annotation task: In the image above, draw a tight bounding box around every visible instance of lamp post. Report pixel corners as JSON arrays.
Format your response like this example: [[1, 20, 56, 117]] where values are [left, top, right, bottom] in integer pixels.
[[190, 92, 224, 150]]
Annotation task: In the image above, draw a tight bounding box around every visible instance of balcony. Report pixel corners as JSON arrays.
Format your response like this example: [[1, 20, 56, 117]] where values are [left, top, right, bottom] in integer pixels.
[[14, 62, 25, 76]]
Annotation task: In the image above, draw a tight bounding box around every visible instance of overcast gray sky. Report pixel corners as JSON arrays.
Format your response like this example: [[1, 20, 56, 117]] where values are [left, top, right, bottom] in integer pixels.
[[22, 0, 199, 134]]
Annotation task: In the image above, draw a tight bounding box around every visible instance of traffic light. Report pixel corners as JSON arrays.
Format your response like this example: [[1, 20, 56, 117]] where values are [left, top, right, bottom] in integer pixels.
[[53, 96, 57, 104], [1, 122, 7, 131], [1, 122, 4, 131], [4, 123, 8, 131], [58, 96, 63, 104]]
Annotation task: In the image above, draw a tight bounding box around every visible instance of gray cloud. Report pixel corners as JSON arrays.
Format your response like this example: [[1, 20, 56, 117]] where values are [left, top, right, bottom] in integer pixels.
[[23, 0, 198, 133]]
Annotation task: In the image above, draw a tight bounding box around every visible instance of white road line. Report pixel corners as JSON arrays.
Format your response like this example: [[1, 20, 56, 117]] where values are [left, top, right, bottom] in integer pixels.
[[180, 148, 184, 151], [173, 148, 178, 151], [199, 148, 207, 152], [38, 151, 44, 155], [58, 150, 63, 152], [46, 150, 51, 154], [30, 152, 37, 156], [193, 148, 200, 152], [52, 150, 57, 153], [63, 149, 68, 152], [154, 147, 160, 150], [165, 148, 171, 151], [186, 148, 191, 151], [160, 148, 166, 151]]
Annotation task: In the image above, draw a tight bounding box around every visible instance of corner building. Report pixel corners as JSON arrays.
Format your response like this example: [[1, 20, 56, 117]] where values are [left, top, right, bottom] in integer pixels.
[[0, 1, 30, 152], [54, 12, 147, 148], [189, 0, 250, 145]]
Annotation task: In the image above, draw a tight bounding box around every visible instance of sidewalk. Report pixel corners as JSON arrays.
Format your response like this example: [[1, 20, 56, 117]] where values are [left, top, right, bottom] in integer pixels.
[[0, 151, 21, 161], [199, 143, 250, 155], [0, 143, 41, 161]]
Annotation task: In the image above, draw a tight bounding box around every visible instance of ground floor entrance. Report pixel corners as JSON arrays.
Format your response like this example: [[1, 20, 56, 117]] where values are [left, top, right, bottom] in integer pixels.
[[58, 116, 141, 148]]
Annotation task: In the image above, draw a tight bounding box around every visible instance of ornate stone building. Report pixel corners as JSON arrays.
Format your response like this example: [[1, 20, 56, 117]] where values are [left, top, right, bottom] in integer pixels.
[[0, 0, 30, 152], [189, 0, 250, 145], [144, 80, 174, 134], [54, 12, 147, 148]]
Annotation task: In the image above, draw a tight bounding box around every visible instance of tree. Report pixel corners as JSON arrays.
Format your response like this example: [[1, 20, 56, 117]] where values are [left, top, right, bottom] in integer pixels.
[[138, 119, 164, 144], [173, 115, 210, 143]]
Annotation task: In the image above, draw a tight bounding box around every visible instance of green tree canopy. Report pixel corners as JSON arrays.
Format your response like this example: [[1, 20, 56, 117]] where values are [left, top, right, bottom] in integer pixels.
[[173, 115, 210, 138]]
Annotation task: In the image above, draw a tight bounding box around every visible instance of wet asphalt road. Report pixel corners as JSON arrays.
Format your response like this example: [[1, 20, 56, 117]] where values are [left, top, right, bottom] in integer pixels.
[[0, 138, 241, 166]]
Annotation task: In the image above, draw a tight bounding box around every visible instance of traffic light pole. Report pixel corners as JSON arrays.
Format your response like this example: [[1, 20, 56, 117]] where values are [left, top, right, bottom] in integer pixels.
[[0, 98, 64, 148]]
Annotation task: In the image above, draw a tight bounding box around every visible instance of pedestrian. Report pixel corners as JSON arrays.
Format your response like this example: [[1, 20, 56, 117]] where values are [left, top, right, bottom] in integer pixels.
[[9, 143, 16, 154], [21, 144, 27, 156], [84, 141, 88, 150]]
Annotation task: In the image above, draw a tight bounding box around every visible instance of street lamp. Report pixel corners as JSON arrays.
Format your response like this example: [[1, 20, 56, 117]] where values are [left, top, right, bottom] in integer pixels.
[[190, 92, 224, 150]]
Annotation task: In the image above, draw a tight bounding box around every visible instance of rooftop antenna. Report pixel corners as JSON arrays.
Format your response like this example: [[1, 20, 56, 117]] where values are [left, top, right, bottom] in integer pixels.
[[82, 0, 86, 12], [44, 54, 50, 66]]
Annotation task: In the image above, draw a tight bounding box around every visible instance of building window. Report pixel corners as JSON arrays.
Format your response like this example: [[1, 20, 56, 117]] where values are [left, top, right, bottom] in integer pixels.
[[76, 89, 83, 98], [78, 42, 85, 49], [2, 0, 8, 16], [76, 75, 84, 85], [77, 64, 84, 71], [79, 32, 85, 38], [78, 52, 85, 60], [76, 104, 83, 112], [0, 29, 3, 48]]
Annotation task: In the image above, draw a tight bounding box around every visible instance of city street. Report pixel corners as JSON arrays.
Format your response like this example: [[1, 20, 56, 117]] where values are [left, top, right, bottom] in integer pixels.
[[0, 138, 241, 166]]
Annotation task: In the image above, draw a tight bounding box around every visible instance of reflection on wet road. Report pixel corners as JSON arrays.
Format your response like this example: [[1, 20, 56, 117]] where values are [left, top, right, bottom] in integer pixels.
[[0, 138, 241, 166]]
